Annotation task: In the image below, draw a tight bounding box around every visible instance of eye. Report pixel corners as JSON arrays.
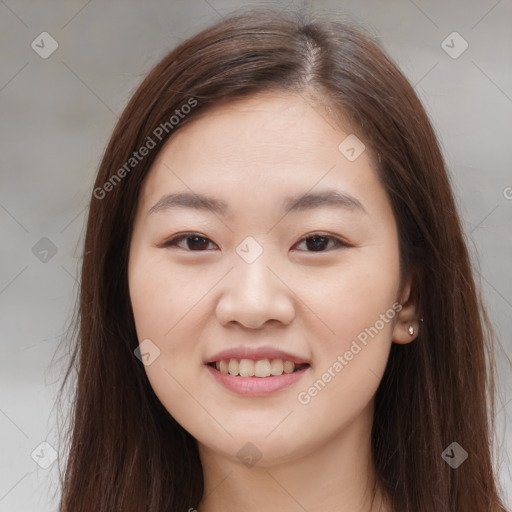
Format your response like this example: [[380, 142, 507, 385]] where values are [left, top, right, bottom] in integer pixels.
[[161, 233, 217, 251], [161, 232, 350, 252], [293, 233, 350, 252]]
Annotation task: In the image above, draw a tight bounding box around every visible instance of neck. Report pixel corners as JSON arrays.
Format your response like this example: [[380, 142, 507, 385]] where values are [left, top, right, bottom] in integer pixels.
[[196, 402, 390, 512]]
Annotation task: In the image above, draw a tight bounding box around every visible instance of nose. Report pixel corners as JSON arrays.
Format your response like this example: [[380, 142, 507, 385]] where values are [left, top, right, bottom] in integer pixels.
[[215, 253, 296, 329]]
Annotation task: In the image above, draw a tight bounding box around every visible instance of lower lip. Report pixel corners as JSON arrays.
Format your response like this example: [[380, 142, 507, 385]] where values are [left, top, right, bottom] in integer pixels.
[[205, 364, 310, 396]]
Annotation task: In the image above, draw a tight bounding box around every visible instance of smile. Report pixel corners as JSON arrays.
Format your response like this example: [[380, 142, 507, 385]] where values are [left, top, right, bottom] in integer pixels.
[[206, 358, 311, 396], [208, 358, 309, 377]]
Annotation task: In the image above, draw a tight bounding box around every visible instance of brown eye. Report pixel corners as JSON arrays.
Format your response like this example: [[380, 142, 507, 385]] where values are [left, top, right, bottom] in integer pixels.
[[294, 234, 349, 252], [163, 234, 216, 251]]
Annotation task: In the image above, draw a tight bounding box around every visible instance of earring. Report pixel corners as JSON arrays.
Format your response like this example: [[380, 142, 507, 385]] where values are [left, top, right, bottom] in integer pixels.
[[408, 325, 414, 336]]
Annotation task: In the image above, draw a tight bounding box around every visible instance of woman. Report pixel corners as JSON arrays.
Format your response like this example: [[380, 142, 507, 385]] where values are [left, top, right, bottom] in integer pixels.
[[55, 8, 509, 512]]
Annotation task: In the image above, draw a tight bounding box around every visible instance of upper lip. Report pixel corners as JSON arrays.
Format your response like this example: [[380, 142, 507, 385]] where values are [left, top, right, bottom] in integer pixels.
[[205, 346, 310, 365]]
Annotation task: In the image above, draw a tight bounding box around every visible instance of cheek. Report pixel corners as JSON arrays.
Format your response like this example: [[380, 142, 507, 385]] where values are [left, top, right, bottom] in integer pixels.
[[128, 253, 207, 432], [129, 263, 165, 339], [301, 247, 400, 345], [128, 248, 212, 382], [293, 244, 400, 410], [128, 247, 208, 339], [294, 275, 398, 432]]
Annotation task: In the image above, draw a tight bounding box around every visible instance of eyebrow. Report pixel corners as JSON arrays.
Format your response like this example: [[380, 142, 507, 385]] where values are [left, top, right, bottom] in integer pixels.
[[147, 189, 367, 218]]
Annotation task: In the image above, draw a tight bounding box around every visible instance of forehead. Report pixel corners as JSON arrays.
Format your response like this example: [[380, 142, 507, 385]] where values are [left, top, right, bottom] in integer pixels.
[[140, 91, 379, 204], [165, 91, 353, 161]]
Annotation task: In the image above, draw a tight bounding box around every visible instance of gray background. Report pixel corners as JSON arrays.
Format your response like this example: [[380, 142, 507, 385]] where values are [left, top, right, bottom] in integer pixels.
[[0, 0, 511, 510]]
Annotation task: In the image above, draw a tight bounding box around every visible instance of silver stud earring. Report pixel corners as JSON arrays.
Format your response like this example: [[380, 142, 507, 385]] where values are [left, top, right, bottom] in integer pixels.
[[408, 325, 414, 336]]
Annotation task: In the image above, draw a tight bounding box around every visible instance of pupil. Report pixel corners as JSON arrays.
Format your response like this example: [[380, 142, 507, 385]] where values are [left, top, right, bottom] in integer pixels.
[[188, 236, 208, 250], [306, 236, 328, 251]]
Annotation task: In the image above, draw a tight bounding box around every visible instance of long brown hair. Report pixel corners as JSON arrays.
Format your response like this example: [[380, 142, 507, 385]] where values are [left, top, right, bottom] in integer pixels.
[[54, 7, 509, 511]]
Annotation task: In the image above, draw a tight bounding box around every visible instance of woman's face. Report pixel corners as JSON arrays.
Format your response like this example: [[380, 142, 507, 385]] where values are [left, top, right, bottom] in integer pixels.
[[128, 91, 414, 466]]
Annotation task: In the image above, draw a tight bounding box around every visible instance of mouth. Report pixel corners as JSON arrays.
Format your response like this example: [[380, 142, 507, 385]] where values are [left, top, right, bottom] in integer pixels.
[[205, 358, 311, 396], [206, 358, 310, 377]]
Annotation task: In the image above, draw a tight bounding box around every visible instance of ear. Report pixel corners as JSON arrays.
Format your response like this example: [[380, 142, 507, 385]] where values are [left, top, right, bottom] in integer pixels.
[[392, 272, 421, 344]]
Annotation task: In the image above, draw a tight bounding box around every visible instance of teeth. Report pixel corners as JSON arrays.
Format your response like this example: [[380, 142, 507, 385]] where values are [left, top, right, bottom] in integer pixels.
[[270, 359, 283, 375], [239, 359, 254, 377], [283, 360, 295, 374], [254, 359, 271, 377], [228, 359, 238, 376], [213, 358, 303, 377], [219, 360, 229, 374]]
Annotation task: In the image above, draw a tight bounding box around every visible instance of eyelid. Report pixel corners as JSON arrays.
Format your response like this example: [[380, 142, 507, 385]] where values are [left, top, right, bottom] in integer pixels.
[[160, 232, 217, 250], [160, 231, 351, 251]]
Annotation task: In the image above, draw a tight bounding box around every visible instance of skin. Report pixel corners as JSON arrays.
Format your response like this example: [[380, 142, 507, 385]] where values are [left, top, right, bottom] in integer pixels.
[[128, 91, 419, 512]]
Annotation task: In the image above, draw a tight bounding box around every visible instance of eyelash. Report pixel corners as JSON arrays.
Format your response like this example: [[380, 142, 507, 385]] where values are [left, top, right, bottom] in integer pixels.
[[161, 232, 350, 253]]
